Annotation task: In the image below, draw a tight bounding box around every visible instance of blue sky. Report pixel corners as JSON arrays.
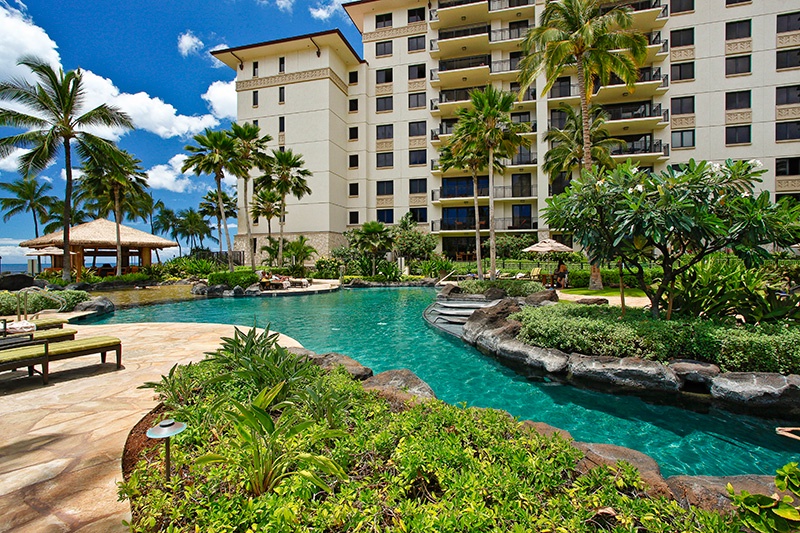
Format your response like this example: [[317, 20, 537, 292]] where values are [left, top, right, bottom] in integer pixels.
[[0, 0, 364, 264]]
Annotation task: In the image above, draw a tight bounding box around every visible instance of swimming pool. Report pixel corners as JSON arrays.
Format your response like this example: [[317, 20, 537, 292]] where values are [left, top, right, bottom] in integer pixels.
[[93, 287, 797, 477]]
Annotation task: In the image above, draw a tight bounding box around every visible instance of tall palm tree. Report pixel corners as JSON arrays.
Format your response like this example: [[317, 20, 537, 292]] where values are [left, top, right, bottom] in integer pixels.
[[352, 221, 392, 276], [0, 56, 134, 282], [543, 103, 621, 177], [199, 189, 236, 254], [229, 122, 272, 270], [520, 0, 646, 172], [131, 193, 163, 263], [182, 128, 244, 272], [0, 175, 57, 270], [250, 187, 283, 242], [41, 198, 89, 235], [177, 208, 213, 252], [255, 149, 311, 267], [154, 205, 181, 257], [77, 147, 148, 275], [454, 86, 529, 280]]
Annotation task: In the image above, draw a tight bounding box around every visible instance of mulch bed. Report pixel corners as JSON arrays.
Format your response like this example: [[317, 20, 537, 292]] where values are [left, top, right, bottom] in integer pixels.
[[122, 403, 167, 481]]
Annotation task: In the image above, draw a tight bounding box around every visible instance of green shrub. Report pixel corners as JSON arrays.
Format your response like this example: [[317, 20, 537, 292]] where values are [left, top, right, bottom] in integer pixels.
[[207, 270, 259, 288], [459, 279, 546, 297], [314, 257, 342, 279], [558, 267, 663, 289], [162, 257, 222, 277], [0, 289, 91, 315], [515, 304, 800, 373]]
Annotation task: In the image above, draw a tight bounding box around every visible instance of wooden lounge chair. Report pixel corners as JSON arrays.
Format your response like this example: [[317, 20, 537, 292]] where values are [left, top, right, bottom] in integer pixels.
[[0, 336, 122, 385]]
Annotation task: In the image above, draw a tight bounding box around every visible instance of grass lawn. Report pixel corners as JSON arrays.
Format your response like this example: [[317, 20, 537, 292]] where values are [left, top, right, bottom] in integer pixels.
[[560, 287, 647, 298]]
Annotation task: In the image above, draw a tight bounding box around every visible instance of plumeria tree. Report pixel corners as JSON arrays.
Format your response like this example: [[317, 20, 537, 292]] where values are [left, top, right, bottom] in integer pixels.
[[544, 159, 800, 318]]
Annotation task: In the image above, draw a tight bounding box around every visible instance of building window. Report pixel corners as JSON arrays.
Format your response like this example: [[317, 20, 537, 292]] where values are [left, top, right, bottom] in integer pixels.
[[408, 35, 425, 52], [349, 98, 358, 112], [408, 64, 426, 80], [409, 149, 427, 166], [252, 119, 258, 128], [376, 68, 393, 84], [670, 28, 694, 47], [777, 12, 800, 33], [777, 49, 800, 70], [349, 155, 359, 169], [252, 90, 259, 106], [278, 86, 285, 104], [671, 0, 694, 13], [377, 152, 394, 168], [671, 96, 695, 115], [777, 85, 800, 105], [377, 96, 393, 112], [349, 211, 359, 225], [376, 13, 392, 28], [726, 0, 749, 5], [377, 180, 394, 196], [777, 121, 800, 141], [550, 76, 572, 98], [408, 7, 425, 23], [279, 146, 285, 152], [671, 61, 695, 81], [409, 178, 427, 194], [409, 120, 426, 137], [349, 71, 358, 84], [253, 61, 259, 77], [409, 207, 427, 223], [726, 125, 751, 144], [376, 41, 393, 56], [377, 209, 394, 224], [279, 57, 285, 73], [511, 111, 530, 124], [349, 183, 359, 195], [725, 90, 751, 109], [376, 124, 394, 139], [349, 127, 358, 140], [726, 20, 751, 40], [278, 116, 285, 133], [408, 92, 425, 109], [725, 55, 751, 75], [550, 109, 567, 129], [672, 129, 695, 148], [777, 157, 800, 176]]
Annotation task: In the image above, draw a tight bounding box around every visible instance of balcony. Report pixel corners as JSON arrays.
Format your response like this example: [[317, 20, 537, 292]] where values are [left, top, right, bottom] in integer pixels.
[[434, 86, 482, 115], [601, 0, 669, 31], [495, 217, 538, 230], [494, 184, 538, 199], [433, 54, 491, 87], [604, 101, 669, 134], [431, 0, 489, 29], [490, 58, 522, 81], [489, 0, 534, 21], [432, 184, 489, 201], [645, 31, 669, 63], [430, 24, 490, 58], [490, 26, 528, 44], [610, 136, 669, 164], [548, 83, 581, 105], [592, 67, 669, 102], [430, 121, 459, 144], [431, 217, 538, 232], [510, 150, 537, 166]]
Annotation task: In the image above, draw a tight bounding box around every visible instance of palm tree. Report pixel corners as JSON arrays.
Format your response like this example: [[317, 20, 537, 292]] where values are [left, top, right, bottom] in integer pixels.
[[41, 198, 89, 235], [154, 205, 181, 257], [543, 103, 621, 177], [177, 208, 213, 252], [0, 56, 134, 282], [250, 187, 283, 242], [352, 221, 392, 276], [0, 175, 57, 270], [255, 149, 311, 267], [131, 193, 163, 263], [182, 128, 244, 272], [77, 147, 148, 275], [453, 86, 529, 280], [199, 189, 236, 254], [229, 122, 272, 270], [284, 235, 317, 276]]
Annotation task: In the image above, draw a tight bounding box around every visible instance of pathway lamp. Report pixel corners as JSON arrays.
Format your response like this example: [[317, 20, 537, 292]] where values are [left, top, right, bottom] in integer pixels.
[[146, 418, 187, 480]]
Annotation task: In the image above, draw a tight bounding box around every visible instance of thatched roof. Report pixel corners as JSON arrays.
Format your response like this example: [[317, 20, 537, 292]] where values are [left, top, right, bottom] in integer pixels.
[[20, 219, 178, 249]]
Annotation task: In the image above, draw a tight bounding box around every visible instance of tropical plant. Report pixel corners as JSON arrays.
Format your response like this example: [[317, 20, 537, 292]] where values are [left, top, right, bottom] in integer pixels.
[[176, 208, 213, 251], [543, 103, 621, 176], [284, 235, 317, 277], [40, 198, 90, 236], [182, 128, 244, 272], [131, 193, 163, 263], [352, 221, 392, 276], [0, 56, 134, 282], [255, 149, 312, 267], [731, 462, 800, 533], [392, 212, 436, 262], [0, 175, 56, 271], [199, 189, 236, 254], [313, 257, 342, 279], [153, 205, 181, 257], [418, 254, 454, 278], [493, 233, 537, 260], [249, 187, 283, 241]]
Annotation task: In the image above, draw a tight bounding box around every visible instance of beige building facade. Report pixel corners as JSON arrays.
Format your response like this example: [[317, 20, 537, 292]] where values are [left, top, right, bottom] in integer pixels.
[[213, 1, 800, 263]]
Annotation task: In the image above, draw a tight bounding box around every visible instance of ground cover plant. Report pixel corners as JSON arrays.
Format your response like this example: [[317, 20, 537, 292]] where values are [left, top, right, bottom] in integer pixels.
[[120, 327, 742, 532], [460, 279, 546, 297], [0, 289, 90, 315]]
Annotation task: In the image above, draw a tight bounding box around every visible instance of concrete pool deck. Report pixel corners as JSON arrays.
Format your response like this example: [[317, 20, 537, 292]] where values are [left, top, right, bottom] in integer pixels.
[[0, 321, 302, 533]]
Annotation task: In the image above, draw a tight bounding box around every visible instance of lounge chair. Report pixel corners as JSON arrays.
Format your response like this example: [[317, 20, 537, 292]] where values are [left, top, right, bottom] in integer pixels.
[[0, 328, 78, 349]]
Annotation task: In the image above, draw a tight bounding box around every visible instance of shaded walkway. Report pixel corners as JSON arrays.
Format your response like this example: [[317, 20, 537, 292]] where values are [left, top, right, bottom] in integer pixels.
[[0, 322, 301, 532]]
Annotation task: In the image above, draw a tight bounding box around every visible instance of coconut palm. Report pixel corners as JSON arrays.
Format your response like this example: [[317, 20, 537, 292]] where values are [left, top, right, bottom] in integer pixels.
[[0, 56, 134, 282], [77, 147, 148, 276], [255, 149, 311, 267], [543, 103, 621, 177], [0, 175, 57, 270], [229, 122, 272, 270], [41, 198, 89, 235], [453, 86, 529, 280], [177, 208, 214, 251], [154, 205, 181, 257], [131, 193, 163, 263], [182, 128, 245, 272], [352, 221, 393, 276], [250, 187, 283, 242], [199, 189, 236, 254], [284, 235, 317, 277]]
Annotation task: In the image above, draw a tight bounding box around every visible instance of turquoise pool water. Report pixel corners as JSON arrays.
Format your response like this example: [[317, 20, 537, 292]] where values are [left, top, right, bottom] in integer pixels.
[[93, 287, 798, 477]]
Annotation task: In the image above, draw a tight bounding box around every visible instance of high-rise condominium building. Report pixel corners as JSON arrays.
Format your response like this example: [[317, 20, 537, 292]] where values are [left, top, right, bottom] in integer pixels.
[[212, 0, 800, 264]]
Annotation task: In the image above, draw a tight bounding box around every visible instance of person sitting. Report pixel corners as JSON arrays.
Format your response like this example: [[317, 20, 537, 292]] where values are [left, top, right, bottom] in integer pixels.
[[259, 271, 269, 291], [553, 261, 568, 289], [271, 273, 290, 289]]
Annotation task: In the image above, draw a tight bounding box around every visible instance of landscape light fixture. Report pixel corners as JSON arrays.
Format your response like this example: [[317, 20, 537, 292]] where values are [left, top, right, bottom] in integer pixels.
[[146, 418, 187, 480]]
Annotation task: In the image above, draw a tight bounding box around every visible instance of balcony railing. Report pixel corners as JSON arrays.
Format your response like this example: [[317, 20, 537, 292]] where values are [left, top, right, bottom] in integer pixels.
[[604, 102, 662, 121], [431, 159, 440, 170], [502, 150, 537, 165], [647, 31, 669, 53], [489, 0, 533, 11], [594, 67, 669, 93], [432, 218, 489, 232], [512, 86, 535, 101], [495, 217, 538, 230], [430, 122, 458, 140], [610, 137, 666, 156], [494, 185, 538, 198], [439, 55, 491, 72], [439, 0, 485, 9], [490, 27, 529, 42], [490, 58, 521, 73], [512, 120, 537, 132], [429, 8, 438, 21], [549, 83, 580, 98], [440, 86, 480, 103], [439, 24, 489, 41], [430, 98, 440, 110], [432, 185, 490, 201]]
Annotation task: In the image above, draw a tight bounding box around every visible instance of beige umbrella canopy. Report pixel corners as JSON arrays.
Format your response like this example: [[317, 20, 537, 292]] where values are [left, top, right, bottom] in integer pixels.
[[25, 246, 75, 256], [522, 239, 573, 254]]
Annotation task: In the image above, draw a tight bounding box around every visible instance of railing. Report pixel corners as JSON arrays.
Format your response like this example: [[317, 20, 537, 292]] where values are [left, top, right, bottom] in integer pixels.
[[432, 218, 489, 232], [430, 69, 440, 81], [507, 150, 538, 165], [194, 250, 245, 266], [594, 67, 666, 93], [601, 0, 663, 14], [513, 86, 536, 101], [604, 102, 662, 121], [429, 39, 439, 51], [440, 86, 481, 103], [490, 0, 533, 11], [490, 58, 521, 73], [429, 8, 438, 21], [431, 159, 440, 170], [512, 120, 537, 132], [495, 217, 538, 230], [439, 24, 489, 41], [550, 83, 580, 98], [439, 0, 485, 9], [610, 137, 665, 156], [439, 55, 491, 72], [430, 98, 440, 110], [432, 185, 490, 201], [490, 27, 528, 42], [16, 286, 67, 321], [494, 185, 538, 198]]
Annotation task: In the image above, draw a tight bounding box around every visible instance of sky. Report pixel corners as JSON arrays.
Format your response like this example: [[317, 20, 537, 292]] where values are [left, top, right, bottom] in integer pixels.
[[0, 0, 364, 265]]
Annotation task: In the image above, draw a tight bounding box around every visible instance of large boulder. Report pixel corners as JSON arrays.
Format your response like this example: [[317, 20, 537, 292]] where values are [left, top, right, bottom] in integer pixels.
[[524, 290, 559, 306], [520, 420, 573, 440], [495, 338, 570, 374], [463, 298, 522, 345], [710, 373, 800, 417], [191, 282, 208, 295], [574, 442, 670, 498], [74, 296, 115, 315], [568, 354, 681, 392], [244, 283, 261, 296], [363, 369, 436, 400], [0, 273, 36, 291], [576, 297, 609, 306], [669, 360, 720, 389], [484, 287, 507, 300], [439, 283, 462, 297], [64, 282, 92, 291], [232, 285, 245, 296], [205, 284, 227, 297], [311, 352, 373, 381], [666, 475, 780, 513]]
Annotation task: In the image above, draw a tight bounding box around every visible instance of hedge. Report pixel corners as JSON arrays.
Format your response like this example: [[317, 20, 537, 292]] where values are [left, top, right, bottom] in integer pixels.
[[0, 290, 91, 316], [567, 267, 663, 289], [207, 270, 259, 288], [514, 304, 800, 374], [459, 279, 546, 297]]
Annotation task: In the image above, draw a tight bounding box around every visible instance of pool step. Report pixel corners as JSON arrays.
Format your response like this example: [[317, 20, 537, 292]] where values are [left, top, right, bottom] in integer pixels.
[[424, 298, 495, 336]]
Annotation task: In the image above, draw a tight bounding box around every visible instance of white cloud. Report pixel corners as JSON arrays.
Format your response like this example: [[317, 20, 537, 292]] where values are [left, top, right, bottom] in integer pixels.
[[222, 169, 237, 188], [309, 0, 346, 20], [177, 30, 204, 57], [208, 43, 229, 69], [275, 0, 295, 12], [0, 1, 60, 82], [202, 79, 236, 120], [0, 148, 26, 172], [59, 167, 83, 182], [145, 154, 194, 193]]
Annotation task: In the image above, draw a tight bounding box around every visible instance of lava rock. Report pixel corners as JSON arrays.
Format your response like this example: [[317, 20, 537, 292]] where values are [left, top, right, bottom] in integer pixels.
[[312, 352, 374, 381], [244, 283, 261, 296], [568, 354, 681, 392], [0, 273, 36, 291], [232, 285, 245, 296], [525, 290, 559, 306], [64, 282, 92, 291], [710, 373, 800, 417], [74, 296, 115, 315], [575, 442, 670, 498], [205, 284, 227, 297], [669, 359, 720, 386], [666, 475, 781, 513], [191, 282, 208, 295], [439, 283, 462, 297], [520, 420, 573, 440], [363, 369, 436, 400], [463, 298, 522, 345], [495, 338, 570, 374], [484, 287, 507, 300], [222, 290, 234, 297], [575, 297, 609, 305]]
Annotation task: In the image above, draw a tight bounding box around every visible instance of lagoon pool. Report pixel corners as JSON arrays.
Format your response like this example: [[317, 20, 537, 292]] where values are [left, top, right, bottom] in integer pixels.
[[93, 287, 797, 477]]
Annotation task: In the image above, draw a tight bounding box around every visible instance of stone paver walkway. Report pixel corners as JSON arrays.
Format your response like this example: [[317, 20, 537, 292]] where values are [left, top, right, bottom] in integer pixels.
[[0, 322, 301, 533]]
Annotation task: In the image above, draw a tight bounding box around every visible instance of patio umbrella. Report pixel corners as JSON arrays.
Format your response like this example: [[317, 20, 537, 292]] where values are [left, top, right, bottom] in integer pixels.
[[25, 246, 75, 256], [521, 239, 573, 254]]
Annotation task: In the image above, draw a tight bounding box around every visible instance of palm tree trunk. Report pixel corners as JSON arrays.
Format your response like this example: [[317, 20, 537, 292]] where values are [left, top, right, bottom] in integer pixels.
[[33, 213, 42, 272], [619, 260, 626, 317], [215, 173, 235, 272], [216, 215, 223, 253], [277, 197, 286, 267], [472, 171, 484, 281], [62, 139, 73, 283], [488, 147, 497, 281], [115, 189, 123, 276], [243, 177, 256, 270]]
